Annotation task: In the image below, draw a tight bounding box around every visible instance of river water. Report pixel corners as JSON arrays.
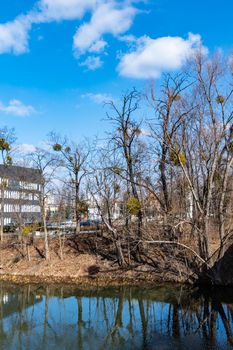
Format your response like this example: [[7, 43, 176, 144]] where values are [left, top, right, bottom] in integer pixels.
[[0, 283, 232, 349]]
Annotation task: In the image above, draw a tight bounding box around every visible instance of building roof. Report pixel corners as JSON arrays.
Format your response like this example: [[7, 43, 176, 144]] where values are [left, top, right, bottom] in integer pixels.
[[0, 164, 43, 183]]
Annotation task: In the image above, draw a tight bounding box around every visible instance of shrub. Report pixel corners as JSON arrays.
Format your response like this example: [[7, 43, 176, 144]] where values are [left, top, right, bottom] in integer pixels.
[[22, 226, 31, 237]]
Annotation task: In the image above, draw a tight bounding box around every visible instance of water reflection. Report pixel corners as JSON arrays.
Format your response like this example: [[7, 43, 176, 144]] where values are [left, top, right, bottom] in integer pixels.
[[0, 283, 232, 349]]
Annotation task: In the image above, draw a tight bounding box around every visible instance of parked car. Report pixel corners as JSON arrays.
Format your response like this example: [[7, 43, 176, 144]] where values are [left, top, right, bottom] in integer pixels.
[[3, 224, 17, 233], [80, 219, 104, 228], [80, 220, 93, 227]]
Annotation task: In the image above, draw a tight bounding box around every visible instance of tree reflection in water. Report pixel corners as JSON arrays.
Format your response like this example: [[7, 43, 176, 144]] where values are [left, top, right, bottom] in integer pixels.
[[0, 283, 232, 349]]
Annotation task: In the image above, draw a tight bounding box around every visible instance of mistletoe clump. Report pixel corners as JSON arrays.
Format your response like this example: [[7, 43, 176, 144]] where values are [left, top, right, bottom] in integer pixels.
[[170, 146, 187, 166], [126, 197, 141, 215], [53, 143, 62, 151], [0, 138, 10, 151], [112, 166, 122, 175], [216, 95, 225, 104]]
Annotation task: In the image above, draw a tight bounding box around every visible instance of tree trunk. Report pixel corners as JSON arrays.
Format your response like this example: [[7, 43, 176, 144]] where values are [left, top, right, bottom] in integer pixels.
[[75, 214, 81, 235], [43, 206, 49, 260], [115, 238, 126, 267], [160, 143, 170, 215], [218, 157, 233, 259], [75, 179, 81, 235]]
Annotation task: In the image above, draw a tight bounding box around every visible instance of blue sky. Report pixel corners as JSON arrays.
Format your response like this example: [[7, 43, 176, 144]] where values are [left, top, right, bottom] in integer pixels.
[[0, 0, 232, 152]]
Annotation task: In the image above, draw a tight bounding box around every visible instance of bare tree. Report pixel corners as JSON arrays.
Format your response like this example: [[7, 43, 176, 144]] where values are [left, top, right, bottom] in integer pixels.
[[148, 52, 233, 266], [106, 90, 145, 239], [27, 148, 59, 260], [50, 134, 90, 235], [87, 157, 126, 266]]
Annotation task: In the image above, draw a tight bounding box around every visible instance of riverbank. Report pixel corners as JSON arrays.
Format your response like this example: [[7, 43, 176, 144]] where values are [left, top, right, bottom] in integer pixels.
[[0, 234, 192, 287], [0, 271, 173, 287], [0, 251, 186, 287], [0, 234, 231, 287]]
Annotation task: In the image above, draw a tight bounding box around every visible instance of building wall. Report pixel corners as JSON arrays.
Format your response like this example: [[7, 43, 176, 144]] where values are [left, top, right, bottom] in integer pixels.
[[0, 165, 43, 225]]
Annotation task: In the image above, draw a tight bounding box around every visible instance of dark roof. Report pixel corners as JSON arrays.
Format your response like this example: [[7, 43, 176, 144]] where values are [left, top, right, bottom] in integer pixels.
[[0, 164, 42, 183]]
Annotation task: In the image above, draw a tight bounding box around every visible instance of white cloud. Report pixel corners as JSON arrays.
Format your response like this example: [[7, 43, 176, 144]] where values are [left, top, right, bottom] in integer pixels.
[[18, 143, 36, 154], [0, 0, 97, 55], [37, 0, 97, 22], [88, 39, 107, 53], [79, 56, 103, 70], [82, 92, 114, 104], [73, 2, 137, 56], [118, 34, 137, 43], [0, 16, 31, 54], [0, 100, 36, 117], [118, 33, 205, 79], [0, 0, 138, 66]]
